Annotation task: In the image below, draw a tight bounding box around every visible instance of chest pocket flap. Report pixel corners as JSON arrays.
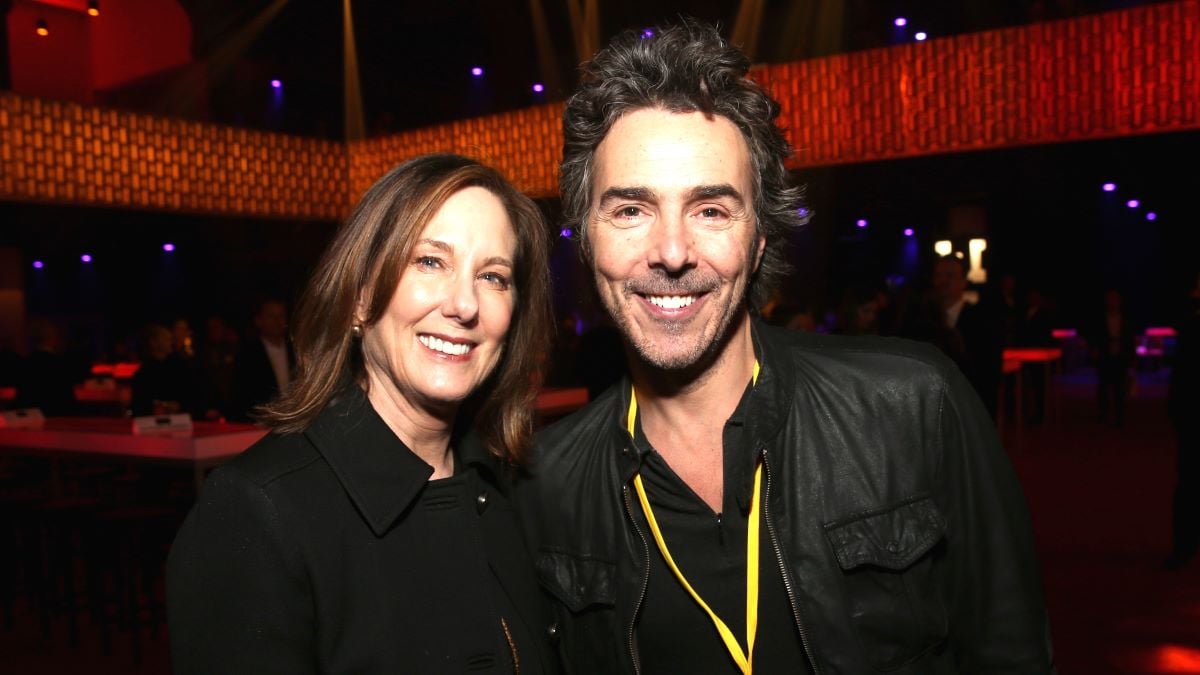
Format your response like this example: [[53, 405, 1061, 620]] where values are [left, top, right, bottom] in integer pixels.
[[824, 494, 946, 570], [535, 550, 616, 613]]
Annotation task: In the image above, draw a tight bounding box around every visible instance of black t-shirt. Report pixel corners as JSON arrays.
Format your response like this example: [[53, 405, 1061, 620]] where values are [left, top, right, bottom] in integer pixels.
[[632, 384, 813, 674]]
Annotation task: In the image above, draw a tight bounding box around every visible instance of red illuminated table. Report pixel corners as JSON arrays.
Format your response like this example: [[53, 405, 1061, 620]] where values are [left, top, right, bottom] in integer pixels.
[[535, 387, 589, 419], [0, 417, 267, 493], [1002, 348, 1064, 433]]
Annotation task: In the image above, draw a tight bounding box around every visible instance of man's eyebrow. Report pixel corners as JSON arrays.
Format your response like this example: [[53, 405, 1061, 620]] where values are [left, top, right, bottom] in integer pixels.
[[597, 186, 655, 205], [686, 184, 745, 205]]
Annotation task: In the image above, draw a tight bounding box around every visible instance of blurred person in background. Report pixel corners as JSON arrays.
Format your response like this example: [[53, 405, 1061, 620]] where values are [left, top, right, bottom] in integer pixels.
[[130, 323, 193, 416], [1090, 289, 1137, 427], [905, 255, 1004, 418], [197, 315, 239, 419], [833, 284, 883, 336], [14, 318, 82, 416], [1166, 272, 1200, 570], [229, 298, 294, 422]]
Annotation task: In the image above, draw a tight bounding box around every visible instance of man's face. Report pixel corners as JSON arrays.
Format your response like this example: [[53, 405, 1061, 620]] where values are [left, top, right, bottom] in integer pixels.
[[255, 302, 288, 342], [932, 259, 967, 309], [586, 108, 764, 371]]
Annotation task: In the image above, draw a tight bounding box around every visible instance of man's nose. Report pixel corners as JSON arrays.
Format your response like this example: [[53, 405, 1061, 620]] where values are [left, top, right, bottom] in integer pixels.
[[647, 213, 696, 273]]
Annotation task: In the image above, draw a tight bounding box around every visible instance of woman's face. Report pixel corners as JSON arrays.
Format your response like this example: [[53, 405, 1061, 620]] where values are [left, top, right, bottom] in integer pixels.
[[361, 186, 518, 414]]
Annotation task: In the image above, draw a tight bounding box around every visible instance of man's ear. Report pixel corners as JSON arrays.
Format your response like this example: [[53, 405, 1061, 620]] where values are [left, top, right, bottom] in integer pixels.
[[753, 235, 766, 273]]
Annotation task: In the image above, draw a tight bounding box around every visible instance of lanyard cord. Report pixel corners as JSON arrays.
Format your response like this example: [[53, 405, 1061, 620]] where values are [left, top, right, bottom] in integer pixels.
[[629, 362, 761, 675]]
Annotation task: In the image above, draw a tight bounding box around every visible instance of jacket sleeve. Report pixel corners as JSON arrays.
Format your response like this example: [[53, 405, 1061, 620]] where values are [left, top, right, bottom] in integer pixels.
[[936, 363, 1056, 673], [166, 467, 316, 675]]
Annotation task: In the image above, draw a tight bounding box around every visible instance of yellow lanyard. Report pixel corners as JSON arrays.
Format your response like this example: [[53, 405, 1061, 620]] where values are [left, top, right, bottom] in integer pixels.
[[629, 361, 762, 675]]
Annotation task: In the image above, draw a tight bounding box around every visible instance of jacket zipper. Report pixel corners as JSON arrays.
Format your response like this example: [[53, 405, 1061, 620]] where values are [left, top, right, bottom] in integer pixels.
[[622, 484, 650, 675], [762, 450, 821, 674]]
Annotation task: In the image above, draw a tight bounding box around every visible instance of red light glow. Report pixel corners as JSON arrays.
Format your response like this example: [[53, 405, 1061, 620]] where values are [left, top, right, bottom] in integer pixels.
[[1147, 645, 1200, 673]]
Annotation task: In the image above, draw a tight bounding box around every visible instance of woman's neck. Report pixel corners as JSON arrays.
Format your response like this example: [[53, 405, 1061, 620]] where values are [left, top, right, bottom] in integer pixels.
[[361, 374, 455, 479]]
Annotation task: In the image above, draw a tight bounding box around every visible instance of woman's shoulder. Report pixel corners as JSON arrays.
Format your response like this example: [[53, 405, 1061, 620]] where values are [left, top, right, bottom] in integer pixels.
[[216, 428, 324, 491]]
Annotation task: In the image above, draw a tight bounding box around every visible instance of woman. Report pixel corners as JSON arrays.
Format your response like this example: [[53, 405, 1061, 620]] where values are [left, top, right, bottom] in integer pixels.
[[167, 155, 556, 673]]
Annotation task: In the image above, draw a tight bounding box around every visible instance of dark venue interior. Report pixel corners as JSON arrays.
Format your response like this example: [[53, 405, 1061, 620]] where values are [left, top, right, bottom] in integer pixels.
[[1, 0, 1199, 672]]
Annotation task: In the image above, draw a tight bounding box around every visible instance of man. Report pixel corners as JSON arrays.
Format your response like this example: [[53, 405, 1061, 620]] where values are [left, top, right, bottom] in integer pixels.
[[230, 298, 293, 422], [518, 21, 1054, 674], [926, 255, 1004, 418]]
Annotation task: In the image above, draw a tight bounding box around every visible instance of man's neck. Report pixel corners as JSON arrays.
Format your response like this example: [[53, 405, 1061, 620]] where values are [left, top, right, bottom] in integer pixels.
[[630, 312, 756, 512], [261, 335, 285, 349]]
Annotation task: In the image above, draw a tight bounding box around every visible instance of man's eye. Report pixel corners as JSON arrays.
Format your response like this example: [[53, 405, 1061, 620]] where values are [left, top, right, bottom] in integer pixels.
[[617, 206, 642, 218], [699, 207, 724, 218]]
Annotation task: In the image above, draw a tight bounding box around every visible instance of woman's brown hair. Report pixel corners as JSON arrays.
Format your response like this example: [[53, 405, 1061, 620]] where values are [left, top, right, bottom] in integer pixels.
[[257, 154, 553, 464]]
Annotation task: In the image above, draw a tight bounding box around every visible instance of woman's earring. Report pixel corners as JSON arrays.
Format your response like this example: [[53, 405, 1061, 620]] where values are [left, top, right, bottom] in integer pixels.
[[351, 323, 363, 338]]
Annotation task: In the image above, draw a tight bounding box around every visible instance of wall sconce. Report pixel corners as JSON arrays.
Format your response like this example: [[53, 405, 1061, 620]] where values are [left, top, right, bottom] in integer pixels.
[[36, 19, 49, 36], [87, 1, 100, 17]]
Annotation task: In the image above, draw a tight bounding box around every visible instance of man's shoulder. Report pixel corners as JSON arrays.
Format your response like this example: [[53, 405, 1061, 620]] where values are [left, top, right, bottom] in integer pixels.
[[759, 322, 954, 383], [536, 384, 623, 451]]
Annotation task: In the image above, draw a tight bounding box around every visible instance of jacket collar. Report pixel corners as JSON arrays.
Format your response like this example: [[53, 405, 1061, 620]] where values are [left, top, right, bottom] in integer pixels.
[[303, 386, 498, 537]]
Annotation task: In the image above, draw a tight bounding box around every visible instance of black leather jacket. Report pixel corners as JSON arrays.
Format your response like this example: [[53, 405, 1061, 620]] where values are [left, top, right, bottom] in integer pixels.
[[518, 320, 1054, 674]]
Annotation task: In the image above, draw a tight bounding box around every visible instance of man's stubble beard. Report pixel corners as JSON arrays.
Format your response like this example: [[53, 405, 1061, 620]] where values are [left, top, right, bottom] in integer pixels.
[[597, 269, 752, 379]]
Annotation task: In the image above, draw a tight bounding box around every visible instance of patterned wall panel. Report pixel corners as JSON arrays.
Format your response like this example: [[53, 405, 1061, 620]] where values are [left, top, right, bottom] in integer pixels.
[[0, 94, 349, 219], [0, 1, 1196, 218], [755, 0, 1199, 168], [347, 103, 564, 201]]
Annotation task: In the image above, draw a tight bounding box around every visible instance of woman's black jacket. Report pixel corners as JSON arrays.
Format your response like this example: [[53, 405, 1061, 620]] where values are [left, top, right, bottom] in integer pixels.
[[167, 387, 557, 674]]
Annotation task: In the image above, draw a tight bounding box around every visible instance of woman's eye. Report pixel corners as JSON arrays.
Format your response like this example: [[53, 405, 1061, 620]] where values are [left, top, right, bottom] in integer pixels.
[[415, 256, 442, 270], [480, 272, 510, 289]]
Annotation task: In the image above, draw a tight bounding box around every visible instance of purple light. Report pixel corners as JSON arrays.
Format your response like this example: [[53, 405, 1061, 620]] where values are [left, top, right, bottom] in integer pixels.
[[560, 228, 573, 238], [1102, 182, 1117, 192], [163, 243, 176, 252], [470, 66, 483, 77], [1126, 199, 1140, 208], [270, 79, 282, 89], [894, 17, 908, 27], [797, 207, 809, 218], [641, 28, 654, 39], [856, 219, 868, 228], [915, 32, 928, 41], [532, 83, 544, 93], [81, 253, 93, 263], [32, 260, 44, 269], [1146, 211, 1158, 221], [903, 228, 914, 237]]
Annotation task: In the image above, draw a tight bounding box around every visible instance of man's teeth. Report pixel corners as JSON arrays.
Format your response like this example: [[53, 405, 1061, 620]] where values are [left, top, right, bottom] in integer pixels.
[[647, 295, 697, 310], [418, 335, 471, 355]]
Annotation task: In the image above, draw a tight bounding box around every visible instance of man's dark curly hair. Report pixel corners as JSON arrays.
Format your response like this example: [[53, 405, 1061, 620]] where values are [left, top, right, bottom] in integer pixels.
[[559, 19, 808, 310]]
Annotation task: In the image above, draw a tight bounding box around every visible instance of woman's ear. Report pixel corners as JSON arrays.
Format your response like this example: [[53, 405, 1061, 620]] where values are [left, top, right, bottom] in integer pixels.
[[354, 291, 370, 329]]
